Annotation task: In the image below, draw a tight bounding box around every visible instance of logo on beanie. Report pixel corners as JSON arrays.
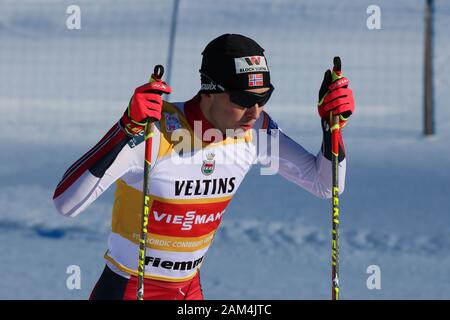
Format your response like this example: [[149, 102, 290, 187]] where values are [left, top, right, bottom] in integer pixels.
[[201, 83, 217, 91], [248, 73, 263, 87], [235, 56, 268, 74]]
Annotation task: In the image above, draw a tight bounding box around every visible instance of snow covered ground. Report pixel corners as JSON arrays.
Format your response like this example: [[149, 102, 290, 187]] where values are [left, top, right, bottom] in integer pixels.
[[1, 0, 450, 299]]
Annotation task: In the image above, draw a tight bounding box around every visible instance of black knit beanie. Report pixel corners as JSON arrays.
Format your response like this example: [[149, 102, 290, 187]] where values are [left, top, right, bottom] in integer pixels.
[[200, 34, 271, 93]]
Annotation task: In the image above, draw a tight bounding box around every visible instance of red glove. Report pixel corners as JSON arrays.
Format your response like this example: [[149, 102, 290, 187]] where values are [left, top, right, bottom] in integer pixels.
[[317, 69, 354, 128], [121, 80, 172, 136]]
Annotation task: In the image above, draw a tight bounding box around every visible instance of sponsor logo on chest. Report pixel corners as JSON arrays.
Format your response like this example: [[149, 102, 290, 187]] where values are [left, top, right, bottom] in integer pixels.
[[145, 256, 203, 270], [164, 112, 181, 133], [153, 210, 224, 231], [201, 152, 215, 176], [148, 199, 231, 237], [174, 177, 236, 196]]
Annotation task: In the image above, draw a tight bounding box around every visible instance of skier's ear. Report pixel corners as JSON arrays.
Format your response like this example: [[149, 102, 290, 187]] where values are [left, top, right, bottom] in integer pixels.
[[200, 92, 214, 106]]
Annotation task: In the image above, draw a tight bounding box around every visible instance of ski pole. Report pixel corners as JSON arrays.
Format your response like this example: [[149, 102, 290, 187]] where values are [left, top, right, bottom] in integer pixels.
[[137, 64, 165, 300], [331, 56, 342, 300]]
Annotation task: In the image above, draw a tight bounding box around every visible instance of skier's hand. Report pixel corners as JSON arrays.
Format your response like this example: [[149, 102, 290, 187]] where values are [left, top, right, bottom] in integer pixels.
[[317, 57, 354, 128], [121, 79, 172, 136]]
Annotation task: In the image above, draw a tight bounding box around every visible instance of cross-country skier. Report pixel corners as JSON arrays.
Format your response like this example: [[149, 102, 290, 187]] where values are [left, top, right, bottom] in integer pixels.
[[53, 34, 355, 300]]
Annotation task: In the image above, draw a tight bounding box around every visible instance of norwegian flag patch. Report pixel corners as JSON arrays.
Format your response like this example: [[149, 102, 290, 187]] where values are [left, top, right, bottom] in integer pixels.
[[248, 73, 264, 87]]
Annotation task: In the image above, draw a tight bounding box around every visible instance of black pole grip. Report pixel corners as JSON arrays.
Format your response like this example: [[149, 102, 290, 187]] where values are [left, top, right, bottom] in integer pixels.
[[153, 65, 164, 81], [333, 56, 341, 72]]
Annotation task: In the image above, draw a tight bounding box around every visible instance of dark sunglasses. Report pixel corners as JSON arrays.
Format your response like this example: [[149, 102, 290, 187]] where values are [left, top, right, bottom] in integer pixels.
[[200, 71, 274, 108], [228, 84, 274, 108]]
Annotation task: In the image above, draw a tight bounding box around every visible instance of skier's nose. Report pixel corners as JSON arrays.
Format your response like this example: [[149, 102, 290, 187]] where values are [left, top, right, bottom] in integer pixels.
[[245, 105, 262, 120]]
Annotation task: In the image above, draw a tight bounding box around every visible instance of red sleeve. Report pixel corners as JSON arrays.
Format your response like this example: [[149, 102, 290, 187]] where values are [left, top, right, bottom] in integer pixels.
[[53, 122, 130, 199]]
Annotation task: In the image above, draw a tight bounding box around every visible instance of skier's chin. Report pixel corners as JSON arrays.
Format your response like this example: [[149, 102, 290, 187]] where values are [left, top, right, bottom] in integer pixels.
[[237, 124, 253, 131]]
